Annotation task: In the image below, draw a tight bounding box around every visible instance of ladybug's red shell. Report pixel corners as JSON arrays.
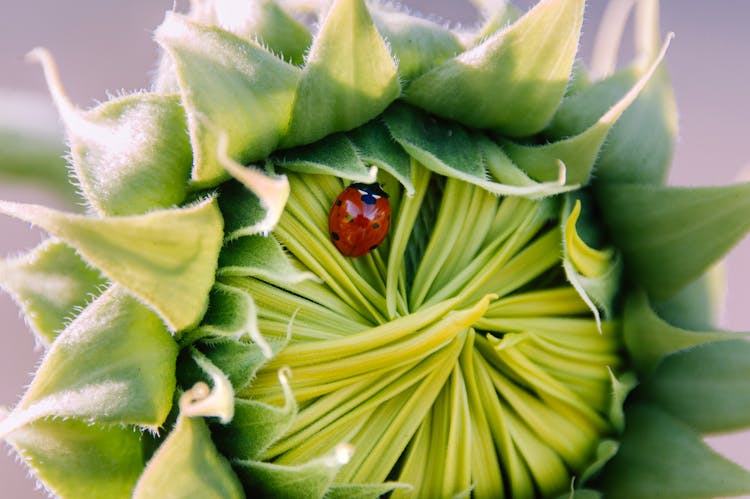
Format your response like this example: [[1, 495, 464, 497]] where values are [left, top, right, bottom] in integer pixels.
[[328, 183, 391, 257]]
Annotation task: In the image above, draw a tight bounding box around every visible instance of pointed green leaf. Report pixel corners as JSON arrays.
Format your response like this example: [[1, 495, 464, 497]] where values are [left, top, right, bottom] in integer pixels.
[[188, 283, 261, 345], [383, 104, 572, 197], [198, 335, 283, 393], [156, 13, 301, 186], [213, 398, 292, 461], [273, 133, 376, 182], [347, 119, 414, 195], [0, 239, 105, 346], [623, 291, 737, 374], [504, 36, 671, 184], [562, 257, 621, 321], [596, 182, 750, 301], [579, 439, 620, 485], [547, 73, 638, 137], [593, 67, 678, 184], [215, 0, 312, 66], [607, 371, 637, 435], [369, 5, 462, 80], [653, 264, 726, 330], [0, 89, 72, 199], [212, 370, 295, 460], [184, 283, 283, 368], [563, 199, 613, 278], [561, 197, 622, 327], [478, 135, 558, 191], [503, 127, 602, 185], [68, 93, 192, 215], [547, 67, 678, 185], [133, 415, 244, 499], [381, 102, 480, 177], [6, 418, 145, 499], [0, 287, 177, 436], [596, 403, 750, 499], [233, 448, 350, 499], [218, 180, 275, 239], [218, 141, 290, 237], [0, 198, 224, 331], [217, 234, 317, 283], [28, 49, 192, 214], [404, 0, 584, 136], [640, 340, 750, 433], [281, 0, 401, 147]]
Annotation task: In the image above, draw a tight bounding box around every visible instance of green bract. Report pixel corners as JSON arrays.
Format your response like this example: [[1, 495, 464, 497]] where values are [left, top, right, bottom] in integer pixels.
[[2, 0, 750, 498]]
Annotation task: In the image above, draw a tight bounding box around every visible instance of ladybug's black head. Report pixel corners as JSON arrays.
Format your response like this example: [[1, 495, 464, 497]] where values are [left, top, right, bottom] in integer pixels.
[[350, 182, 389, 199]]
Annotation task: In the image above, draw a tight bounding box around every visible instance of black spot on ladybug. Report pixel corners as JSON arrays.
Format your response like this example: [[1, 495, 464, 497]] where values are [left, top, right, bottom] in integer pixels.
[[331, 232, 340, 241], [372, 222, 380, 229], [336, 199, 342, 207]]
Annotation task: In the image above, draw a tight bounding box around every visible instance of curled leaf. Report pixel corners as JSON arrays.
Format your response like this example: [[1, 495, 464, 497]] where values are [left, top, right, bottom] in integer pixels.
[[597, 181, 750, 301], [133, 414, 244, 499], [198, 334, 288, 394], [218, 133, 290, 237], [27, 48, 192, 215], [623, 291, 737, 375], [281, 0, 401, 146], [0, 197, 224, 331], [347, 119, 414, 195], [641, 339, 750, 433], [156, 12, 301, 185], [504, 34, 673, 185], [273, 133, 377, 183], [0, 286, 177, 436], [561, 197, 622, 331], [217, 234, 317, 284], [6, 419, 145, 499], [181, 347, 235, 423], [404, 0, 585, 136], [595, 404, 750, 499], [369, 4, 462, 81], [212, 0, 312, 66], [0, 239, 105, 346], [383, 104, 575, 198]]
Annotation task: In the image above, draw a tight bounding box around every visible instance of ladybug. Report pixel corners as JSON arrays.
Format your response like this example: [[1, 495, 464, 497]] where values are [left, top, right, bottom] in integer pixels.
[[328, 182, 391, 257]]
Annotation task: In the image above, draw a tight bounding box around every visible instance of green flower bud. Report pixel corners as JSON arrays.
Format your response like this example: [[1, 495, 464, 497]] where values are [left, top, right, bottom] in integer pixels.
[[2, 1, 750, 498]]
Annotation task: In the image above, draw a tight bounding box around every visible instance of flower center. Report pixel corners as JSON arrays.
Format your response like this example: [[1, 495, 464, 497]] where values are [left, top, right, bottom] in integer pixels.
[[227, 164, 621, 497]]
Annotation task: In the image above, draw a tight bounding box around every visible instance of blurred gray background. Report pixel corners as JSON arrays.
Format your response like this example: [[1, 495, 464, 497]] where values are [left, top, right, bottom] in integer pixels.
[[1, 1, 749, 497]]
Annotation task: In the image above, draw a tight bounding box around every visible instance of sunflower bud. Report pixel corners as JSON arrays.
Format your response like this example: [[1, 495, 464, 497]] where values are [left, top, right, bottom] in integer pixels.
[[2, 1, 750, 498]]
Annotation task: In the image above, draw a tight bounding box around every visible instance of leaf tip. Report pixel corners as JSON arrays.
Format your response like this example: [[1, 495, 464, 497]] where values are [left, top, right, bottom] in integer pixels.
[[24, 47, 78, 124], [182, 348, 235, 423], [217, 131, 290, 235]]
